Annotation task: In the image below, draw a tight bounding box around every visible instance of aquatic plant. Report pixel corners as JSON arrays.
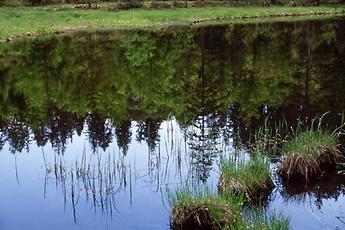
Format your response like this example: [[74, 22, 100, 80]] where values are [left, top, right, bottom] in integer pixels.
[[277, 112, 345, 181], [251, 118, 290, 155], [278, 129, 343, 181], [232, 210, 290, 230], [169, 186, 290, 230], [218, 152, 274, 202], [169, 187, 243, 230]]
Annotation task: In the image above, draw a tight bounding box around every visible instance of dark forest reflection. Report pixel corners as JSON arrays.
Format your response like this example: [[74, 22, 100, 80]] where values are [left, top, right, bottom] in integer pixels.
[[0, 17, 345, 158], [279, 169, 345, 208]]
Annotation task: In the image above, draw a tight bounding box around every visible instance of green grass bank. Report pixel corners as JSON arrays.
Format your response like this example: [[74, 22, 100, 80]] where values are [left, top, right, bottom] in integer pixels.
[[0, 5, 344, 40]]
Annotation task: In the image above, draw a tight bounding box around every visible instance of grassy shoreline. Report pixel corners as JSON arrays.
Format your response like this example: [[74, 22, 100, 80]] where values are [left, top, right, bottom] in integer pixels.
[[0, 5, 344, 40]]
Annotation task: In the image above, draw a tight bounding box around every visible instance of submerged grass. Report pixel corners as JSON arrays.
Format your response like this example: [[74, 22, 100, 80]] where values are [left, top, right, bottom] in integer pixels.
[[0, 6, 344, 39], [219, 152, 274, 202]]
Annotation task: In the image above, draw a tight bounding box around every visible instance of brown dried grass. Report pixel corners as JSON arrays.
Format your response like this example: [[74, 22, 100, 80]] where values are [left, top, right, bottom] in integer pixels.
[[278, 145, 343, 181]]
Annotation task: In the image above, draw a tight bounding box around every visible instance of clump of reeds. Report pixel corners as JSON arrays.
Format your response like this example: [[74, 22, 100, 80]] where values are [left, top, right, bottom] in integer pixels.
[[251, 118, 289, 155], [169, 186, 290, 230], [278, 129, 343, 181], [169, 187, 242, 230], [278, 112, 345, 181], [218, 152, 274, 203]]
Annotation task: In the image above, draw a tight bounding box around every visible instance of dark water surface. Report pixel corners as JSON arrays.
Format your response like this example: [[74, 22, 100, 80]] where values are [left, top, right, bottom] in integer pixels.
[[0, 17, 345, 229]]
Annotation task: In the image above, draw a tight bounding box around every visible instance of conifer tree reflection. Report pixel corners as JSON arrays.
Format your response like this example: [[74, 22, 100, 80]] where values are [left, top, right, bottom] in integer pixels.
[[186, 28, 225, 182], [3, 118, 30, 154], [45, 109, 84, 154], [0, 127, 5, 151], [115, 120, 132, 155], [33, 125, 49, 147], [86, 113, 113, 152], [136, 119, 160, 152]]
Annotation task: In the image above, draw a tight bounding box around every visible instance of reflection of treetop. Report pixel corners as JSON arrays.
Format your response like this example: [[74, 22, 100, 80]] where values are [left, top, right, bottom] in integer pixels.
[[0, 19, 345, 153], [188, 115, 222, 182]]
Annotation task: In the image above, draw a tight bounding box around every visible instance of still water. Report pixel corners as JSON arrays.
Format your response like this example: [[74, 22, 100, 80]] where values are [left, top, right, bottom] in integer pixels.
[[0, 17, 345, 229]]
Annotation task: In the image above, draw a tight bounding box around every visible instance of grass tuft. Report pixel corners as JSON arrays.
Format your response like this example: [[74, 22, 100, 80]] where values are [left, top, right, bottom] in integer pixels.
[[169, 186, 290, 230], [169, 187, 243, 230], [232, 210, 290, 230], [219, 152, 274, 203], [278, 129, 343, 181]]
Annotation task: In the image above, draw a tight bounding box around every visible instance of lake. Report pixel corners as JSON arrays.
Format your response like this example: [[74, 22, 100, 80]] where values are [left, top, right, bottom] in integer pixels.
[[0, 17, 345, 229]]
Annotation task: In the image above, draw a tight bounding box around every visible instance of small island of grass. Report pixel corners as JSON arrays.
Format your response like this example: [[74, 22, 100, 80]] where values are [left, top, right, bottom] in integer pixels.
[[278, 129, 344, 181], [169, 187, 290, 229], [218, 153, 274, 202]]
